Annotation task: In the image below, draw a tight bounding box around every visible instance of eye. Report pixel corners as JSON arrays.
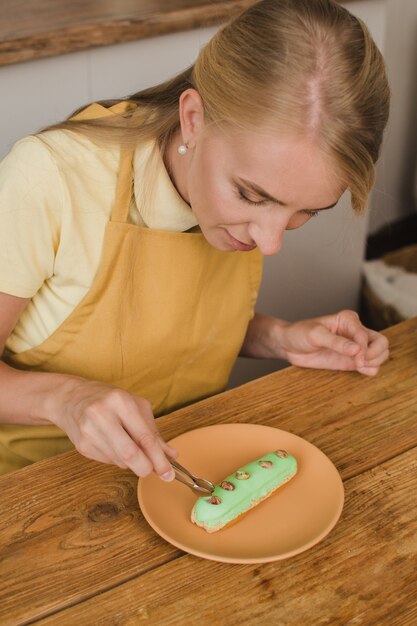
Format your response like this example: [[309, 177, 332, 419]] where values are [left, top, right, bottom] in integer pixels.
[[302, 209, 319, 218], [237, 188, 266, 207]]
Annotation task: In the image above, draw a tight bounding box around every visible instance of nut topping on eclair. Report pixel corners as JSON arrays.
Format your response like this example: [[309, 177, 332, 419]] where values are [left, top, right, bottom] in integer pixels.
[[258, 460, 273, 468], [220, 480, 235, 491], [275, 450, 288, 458], [235, 470, 250, 480], [207, 496, 222, 505]]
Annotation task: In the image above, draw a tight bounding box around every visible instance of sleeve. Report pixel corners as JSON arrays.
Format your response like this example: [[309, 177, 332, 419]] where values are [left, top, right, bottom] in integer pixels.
[[0, 136, 63, 297]]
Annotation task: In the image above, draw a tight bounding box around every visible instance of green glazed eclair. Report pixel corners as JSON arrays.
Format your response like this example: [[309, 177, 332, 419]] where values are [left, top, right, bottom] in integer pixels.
[[191, 450, 297, 533]]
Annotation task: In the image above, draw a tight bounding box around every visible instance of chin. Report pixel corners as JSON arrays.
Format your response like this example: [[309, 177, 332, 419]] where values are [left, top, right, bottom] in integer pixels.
[[198, 228, 227, 252], [207, 238, 233, 252], [211, 240, 234, 253]]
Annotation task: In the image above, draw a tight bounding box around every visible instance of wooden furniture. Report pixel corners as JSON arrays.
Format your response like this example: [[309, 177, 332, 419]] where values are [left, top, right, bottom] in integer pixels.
[[0, 317, 416, 625], [0, 0, 255, 66], [0, 0, 365, 66]]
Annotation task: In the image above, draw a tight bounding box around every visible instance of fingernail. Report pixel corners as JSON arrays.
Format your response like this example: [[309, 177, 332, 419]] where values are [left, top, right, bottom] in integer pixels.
[[161, 469, 175, 482]]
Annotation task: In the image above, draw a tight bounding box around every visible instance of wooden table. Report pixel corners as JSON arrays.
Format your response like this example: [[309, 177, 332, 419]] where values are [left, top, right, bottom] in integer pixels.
[[1, 318, 416, 625]]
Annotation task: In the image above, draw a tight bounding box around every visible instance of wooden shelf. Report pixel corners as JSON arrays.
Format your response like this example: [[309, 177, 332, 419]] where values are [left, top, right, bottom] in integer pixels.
[[0, 0, 255, 66]]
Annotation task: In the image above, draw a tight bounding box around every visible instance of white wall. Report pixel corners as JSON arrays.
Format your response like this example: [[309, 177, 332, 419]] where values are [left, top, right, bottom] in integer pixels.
[[368, 0, 417, 233], [0, 26, 218, 158], [0, 0, 414, 388]]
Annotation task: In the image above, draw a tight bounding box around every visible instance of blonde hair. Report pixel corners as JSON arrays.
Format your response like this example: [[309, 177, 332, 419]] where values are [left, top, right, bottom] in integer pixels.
[[44, 0, 389, 213]]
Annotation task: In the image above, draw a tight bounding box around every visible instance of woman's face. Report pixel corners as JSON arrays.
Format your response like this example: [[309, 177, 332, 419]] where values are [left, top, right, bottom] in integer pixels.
[[183, 125, 344, 256]]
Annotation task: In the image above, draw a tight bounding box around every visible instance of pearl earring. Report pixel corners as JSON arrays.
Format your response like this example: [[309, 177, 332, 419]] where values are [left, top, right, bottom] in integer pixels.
[[178, 143, 188, 155]]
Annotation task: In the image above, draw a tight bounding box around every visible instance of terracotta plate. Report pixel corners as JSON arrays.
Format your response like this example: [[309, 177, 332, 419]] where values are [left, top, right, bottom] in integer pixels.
[[137, 423, 344, 564]]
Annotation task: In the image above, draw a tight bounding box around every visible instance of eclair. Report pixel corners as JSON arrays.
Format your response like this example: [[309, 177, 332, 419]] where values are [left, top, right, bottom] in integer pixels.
[[191, 450, 297, 533]]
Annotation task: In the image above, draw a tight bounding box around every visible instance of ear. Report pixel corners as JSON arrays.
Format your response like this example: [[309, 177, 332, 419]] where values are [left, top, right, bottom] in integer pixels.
[[178, 88, 205, 148]]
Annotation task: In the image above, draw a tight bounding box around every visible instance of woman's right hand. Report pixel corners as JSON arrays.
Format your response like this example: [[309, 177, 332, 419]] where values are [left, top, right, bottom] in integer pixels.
[[0, 292, 177, 480], [49, 378, 179, 480]]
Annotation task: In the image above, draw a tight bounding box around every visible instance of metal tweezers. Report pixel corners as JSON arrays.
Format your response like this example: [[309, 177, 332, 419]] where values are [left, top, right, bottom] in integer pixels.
[[170, 460, 214, 495]]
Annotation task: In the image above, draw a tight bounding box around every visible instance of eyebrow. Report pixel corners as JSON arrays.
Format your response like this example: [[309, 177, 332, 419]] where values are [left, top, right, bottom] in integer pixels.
[[236, 177, 339, 211]]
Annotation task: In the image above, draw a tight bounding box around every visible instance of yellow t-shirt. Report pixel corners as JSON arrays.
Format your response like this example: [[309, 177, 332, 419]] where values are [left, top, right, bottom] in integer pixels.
[[0, 128, 198, 354]]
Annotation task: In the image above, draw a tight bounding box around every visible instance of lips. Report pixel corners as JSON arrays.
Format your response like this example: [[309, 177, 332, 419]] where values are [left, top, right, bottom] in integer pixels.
[[225, 230, 257, 252]]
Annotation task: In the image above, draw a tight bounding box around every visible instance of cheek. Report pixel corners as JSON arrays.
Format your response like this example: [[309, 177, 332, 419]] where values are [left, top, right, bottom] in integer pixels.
[[189, 150, 220, 203], [286, 213, 311, 230], [190, 161, 233, 218]]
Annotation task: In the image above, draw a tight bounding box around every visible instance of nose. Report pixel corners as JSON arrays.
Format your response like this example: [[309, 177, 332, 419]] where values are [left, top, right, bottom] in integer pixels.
[[249, 210, 313, 256], [248, 217, 287, 256], [250, 228, 285, 256]]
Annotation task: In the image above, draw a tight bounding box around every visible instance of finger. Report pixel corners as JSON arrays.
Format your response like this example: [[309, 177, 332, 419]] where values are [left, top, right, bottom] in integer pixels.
[[335, 312, 373, 368], [363, 331, 389, 362], [139, 409, 179, 459], [134, 429, 176, 481], [105, 420, 154, 477], [161, 440, 179, 459], [309, 324, 363, 358], [357, 365, 379, 376], [338, 311, 369, 354], [363, 349, 390, 368], [123, 400, 176, 481], [356, 331, 388, 370]]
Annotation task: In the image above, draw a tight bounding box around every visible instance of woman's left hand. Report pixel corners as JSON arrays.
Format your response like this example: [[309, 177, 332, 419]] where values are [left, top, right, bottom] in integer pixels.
[[276, 310, 389, 376]]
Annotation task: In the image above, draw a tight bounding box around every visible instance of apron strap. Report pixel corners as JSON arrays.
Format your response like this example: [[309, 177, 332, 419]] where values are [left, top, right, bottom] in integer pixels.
[[69, 103, 137, 224], [111, 148, 135, 223]]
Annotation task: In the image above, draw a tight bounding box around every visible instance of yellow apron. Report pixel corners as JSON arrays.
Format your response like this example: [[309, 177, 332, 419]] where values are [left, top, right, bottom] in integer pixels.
[[0, 104, 262, 474]]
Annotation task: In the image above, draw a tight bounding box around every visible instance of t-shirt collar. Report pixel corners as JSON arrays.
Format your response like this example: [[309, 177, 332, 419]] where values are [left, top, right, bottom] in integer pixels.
[[133, 141, 198, 232]]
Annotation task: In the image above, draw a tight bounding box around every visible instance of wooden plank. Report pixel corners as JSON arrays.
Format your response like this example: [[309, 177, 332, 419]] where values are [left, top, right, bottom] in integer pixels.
[[0, 0, 254, 66], [33, 447, 417, 626], [0, 0, 369, 66], [0, 318, 415, 624], [0, 456, 182, 625]]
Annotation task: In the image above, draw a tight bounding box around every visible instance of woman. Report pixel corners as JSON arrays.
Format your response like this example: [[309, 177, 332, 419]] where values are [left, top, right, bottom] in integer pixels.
[[0, 0, 390, 477]]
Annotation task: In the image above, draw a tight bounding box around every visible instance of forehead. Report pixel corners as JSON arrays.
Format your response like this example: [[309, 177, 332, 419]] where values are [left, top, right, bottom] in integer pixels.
[[205, 126, 344, 207]]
